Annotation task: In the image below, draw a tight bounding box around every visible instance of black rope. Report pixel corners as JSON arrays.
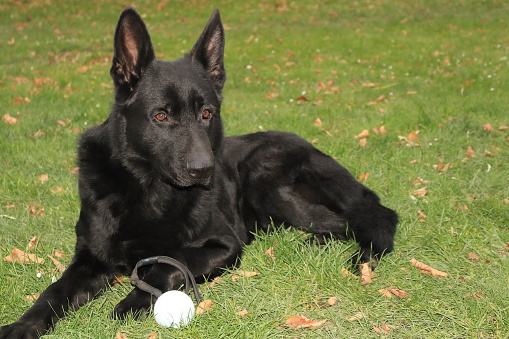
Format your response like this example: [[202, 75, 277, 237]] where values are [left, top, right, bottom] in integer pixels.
[[130, 256, 202, 304]]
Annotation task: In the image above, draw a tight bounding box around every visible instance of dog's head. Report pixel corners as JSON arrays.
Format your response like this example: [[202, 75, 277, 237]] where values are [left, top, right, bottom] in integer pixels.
[[108, 8, 225, 188]]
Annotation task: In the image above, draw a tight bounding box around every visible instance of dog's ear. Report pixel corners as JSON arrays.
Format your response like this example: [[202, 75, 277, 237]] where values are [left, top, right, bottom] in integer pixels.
[[187, 9, 226, 96], [110, 7, 155, 94]]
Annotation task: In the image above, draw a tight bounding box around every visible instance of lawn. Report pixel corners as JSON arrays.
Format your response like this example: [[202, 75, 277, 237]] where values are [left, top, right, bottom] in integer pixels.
[[1, 0, 508, 338]]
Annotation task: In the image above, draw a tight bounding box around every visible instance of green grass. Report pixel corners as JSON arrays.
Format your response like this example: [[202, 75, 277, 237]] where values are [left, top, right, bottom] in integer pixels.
[[1, 0, 508, 338]]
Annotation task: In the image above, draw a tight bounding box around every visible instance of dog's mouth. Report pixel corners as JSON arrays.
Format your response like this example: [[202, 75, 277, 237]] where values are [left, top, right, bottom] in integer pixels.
[[158, 170, 214, 189]]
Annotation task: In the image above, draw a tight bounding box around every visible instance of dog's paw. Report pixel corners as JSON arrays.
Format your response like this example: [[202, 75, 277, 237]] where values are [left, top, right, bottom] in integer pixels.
[[0, 322, 43, 339], [112, 289, 153, 320]]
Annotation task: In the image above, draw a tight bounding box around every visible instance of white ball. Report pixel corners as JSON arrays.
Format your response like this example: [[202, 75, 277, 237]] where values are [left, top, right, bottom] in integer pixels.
[[153, 290, 195, 328]]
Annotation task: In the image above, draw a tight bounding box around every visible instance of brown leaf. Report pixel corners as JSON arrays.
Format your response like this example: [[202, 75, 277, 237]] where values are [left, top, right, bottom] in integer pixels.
[[37, 174, 49, 184], [341, 267, 356, 278], [413, 187, 428, 198], [26, 236, 39, 251], [29, 205, 44, 218], [33, 129, 45, 137], [111, 275, 126, 286], [358, 172, 370, 183], [354, 129, 370, 139], [47, 255, 65, 273], [116, 331, 127, 339], [410, 258, 448, 277], [295, 95, 309, 102], [327, 296, 338, 306], [468, 252, 480, 261], [482, 123, 493, 131], [387, 288, 409, 298], [417, 210, 427, 222], [237, 270, 260, 278], [147, 332, 158, 339], [378, 289, 393, 298], [237, 309, 250, 317], [360, 262, 373, 285], [13, 97, 30, 105], [265, 247, 276, 260], [196, 299, 213, 314], [358, 138, 367, 147], [346, 312, 366, 321], [3, 248, 45, 264], [55, 120, 67, 127], [70, 167, 80, 174], [313, 118, 323, 127], [265, 92, 279, 99], [2, 114, 18, 125], [466, 146, 476, 158], [464, 291, 483, 298], [285, 315, 327, 329], [26, 294, 40, 302], [499, 126, 509, 131], [50, 187, 64, 194], [412, 177, 429, 186]]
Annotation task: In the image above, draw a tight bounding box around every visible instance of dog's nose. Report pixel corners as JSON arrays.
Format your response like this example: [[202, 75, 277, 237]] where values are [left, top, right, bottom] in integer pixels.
[[187, 161, 214, 180]]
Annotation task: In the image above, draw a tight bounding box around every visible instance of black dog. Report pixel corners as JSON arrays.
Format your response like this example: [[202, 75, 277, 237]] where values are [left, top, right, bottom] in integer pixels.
[[0, 8, 397, 338]]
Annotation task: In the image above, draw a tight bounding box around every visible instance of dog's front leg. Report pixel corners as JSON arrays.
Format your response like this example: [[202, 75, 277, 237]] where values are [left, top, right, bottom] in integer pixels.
[[0, 253, 113, 339], [113, 234, 243, 319]]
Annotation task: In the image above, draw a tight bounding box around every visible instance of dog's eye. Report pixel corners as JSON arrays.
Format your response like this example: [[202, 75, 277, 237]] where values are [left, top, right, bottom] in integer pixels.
[[155, 112, 168, 122], [201, 109, 211, 119]]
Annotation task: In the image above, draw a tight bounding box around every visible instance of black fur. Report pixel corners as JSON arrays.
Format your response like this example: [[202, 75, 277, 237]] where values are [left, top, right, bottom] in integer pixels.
[[0, 8, 397, 338]]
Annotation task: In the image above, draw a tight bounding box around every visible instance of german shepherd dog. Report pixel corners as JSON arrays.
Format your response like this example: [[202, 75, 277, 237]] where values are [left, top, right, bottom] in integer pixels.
[[0, 8, 397, 338]]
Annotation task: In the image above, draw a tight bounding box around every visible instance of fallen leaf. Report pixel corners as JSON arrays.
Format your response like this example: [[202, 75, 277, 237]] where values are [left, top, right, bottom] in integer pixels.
[[464, 291, 483, 298], [111, 275, 125, 286], [37, 174, 49, 184], [29, 205, 44, 218], [147, 332, 158, 339], [466, 146, 476, 158], [468, 252, 480, 261], [26, 294, 40, 302], [313, 118, 323, 127], [50, 187, 64, 194], [378, 289, 393, 298], [70, 167, 79, 174], [360, 262, 373, 285], [285, 315, 327, 329], [346, 312, 366, 321], [264, 247, 275, 260], [359, 138, 367, 147], [47, 255, 65, 273], [26, 236, 39, 250], [358, 172, 370, 183], [116, 331, 127, 339], [432, 158, 453, 173], [237, 270, 260, 278], [296, 95, 309, 102], [55, 120, 67, 127], [13, 97, 30, 105], [387, 288, 408, 298], [33, 129, 45, 137], [341, 267, 356, 278], [209, 276, 225, 287], [3, 248, 45, 264], [410, 258, 448, 277], [413, 187, 428, 198], [499, 126, 509, 131], [265, 92, 279, 99], [2, 114, 18, 125], [373, 323, 400, 334], [196, 299, 213, 314], [482, 123, 493, 131], [412, 177, 429, 186], [327, 296, 338, 306], [355, 129, 370, 138], [237, 309, 250, 317], [417, 210, 427, 222]]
